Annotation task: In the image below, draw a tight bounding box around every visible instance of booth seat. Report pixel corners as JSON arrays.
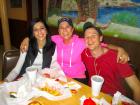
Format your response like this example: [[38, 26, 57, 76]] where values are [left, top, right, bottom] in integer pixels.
[[2, 50, 20, 79]]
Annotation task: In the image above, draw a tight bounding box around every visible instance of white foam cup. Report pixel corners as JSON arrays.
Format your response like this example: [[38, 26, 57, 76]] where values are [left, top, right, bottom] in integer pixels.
[[91, 75, 104, 97], [26, 66, 38, 85]]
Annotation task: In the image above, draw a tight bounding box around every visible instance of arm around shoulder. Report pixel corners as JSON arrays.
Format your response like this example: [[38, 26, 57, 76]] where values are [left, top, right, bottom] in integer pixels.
[[107, 44, 129, 64], [20, 37, 29, 53]]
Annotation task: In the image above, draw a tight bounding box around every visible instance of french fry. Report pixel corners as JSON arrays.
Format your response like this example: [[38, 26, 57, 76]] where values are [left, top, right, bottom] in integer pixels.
[[39, 86, 61, 96]]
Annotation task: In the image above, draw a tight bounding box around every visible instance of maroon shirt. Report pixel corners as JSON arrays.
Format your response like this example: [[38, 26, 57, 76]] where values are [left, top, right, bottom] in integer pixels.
[[81, 48, 134, 96]]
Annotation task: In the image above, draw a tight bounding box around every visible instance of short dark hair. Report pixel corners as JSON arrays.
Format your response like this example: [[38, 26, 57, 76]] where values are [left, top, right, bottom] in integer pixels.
[[83, 22, 102, 36], [58, 17, 73, 27]]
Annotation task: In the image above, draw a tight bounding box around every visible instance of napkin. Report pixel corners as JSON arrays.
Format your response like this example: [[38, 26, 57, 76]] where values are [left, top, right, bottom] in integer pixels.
[[64, 81, 81, 90], [0, 68, 71, 104], [0, 80, 35, 105], [112, 91, 138, 105], [112, 91, 121, 105], [16, 81, 32, 98], [120, 94, 138, 105], [0, 89, 7, 105]]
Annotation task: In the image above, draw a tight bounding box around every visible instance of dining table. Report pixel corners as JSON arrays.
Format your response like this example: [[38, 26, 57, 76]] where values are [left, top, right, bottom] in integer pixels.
[[28, 79, 112, 105], [0, 77, 113, 105]]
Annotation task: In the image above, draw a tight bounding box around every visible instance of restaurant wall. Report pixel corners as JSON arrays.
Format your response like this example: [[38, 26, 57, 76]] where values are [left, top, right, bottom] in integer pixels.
[[0, 0, 28, 47], [46, 0, 140, 42], [0, 20, 3, 45], [0, 0, 28, 48], [9, 19, 28, 48], [6, 0, 27, 20]]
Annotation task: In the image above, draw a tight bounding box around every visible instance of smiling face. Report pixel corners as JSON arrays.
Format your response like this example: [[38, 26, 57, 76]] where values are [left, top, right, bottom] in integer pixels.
[[33, 21, 47, 42], [84, 27, 103, 51], [58, 21, 74, 41]]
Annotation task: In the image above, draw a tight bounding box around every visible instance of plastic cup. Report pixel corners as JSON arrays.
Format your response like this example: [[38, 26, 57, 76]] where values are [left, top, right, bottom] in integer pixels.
[[91, 75, 104, 97], [26, 66, 38, 85]]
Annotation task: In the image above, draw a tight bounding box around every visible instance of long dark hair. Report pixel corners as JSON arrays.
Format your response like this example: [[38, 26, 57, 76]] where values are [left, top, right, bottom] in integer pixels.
[[19, 18, 56, 76], [27, 18, 52, 56]]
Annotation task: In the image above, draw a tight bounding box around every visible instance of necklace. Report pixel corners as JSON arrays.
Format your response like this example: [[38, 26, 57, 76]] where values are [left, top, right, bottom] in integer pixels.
[[85, 48, 104, 75], [93, 58, 101, 75]]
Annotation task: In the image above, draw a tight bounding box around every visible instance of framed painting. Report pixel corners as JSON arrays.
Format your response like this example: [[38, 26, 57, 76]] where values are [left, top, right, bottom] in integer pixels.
[[10, 0, 22, 8], [46, 0, 140, 42]]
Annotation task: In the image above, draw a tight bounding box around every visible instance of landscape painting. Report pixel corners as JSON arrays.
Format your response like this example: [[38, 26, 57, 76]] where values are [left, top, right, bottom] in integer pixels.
[[46, 0, 140, 42]]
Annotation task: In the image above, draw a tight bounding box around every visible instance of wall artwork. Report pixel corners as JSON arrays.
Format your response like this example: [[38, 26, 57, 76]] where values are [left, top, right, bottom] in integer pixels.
[[10, 0, 22, 8], [46, 0, 140, 42]]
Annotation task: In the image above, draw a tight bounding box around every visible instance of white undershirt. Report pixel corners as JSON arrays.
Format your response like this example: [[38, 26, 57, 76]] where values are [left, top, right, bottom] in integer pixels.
[[6, 47, 62, 82], [32, 49, 43, 69]]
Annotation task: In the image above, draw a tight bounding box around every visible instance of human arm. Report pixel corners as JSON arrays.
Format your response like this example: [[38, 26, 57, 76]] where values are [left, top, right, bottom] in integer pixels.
[[107, 44, 129, 64], [50, 47, 67, 82], [4, 52, 27, 82], [50, 47, 62, 71], [125, 75, 140, 104], [20, 37, 29, 53]]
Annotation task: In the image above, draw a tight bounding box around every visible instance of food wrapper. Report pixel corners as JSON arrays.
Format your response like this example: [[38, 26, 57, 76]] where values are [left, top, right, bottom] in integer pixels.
[[39, 68, 67, 82], [80, 96, 110, 105], [0, 68, 71, 105], [112, 91, 138, 105], [33, 77, 72, 101], [64, 81, 81, 90]]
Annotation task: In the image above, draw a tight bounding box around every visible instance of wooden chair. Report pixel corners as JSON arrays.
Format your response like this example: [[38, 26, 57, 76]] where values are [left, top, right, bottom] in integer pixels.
[[2, 50, 20, 80]]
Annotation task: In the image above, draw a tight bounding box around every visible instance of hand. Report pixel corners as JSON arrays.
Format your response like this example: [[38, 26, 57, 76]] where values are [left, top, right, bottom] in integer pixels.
[[20, 37, 29, 53], [117, 47, 130, 64]]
